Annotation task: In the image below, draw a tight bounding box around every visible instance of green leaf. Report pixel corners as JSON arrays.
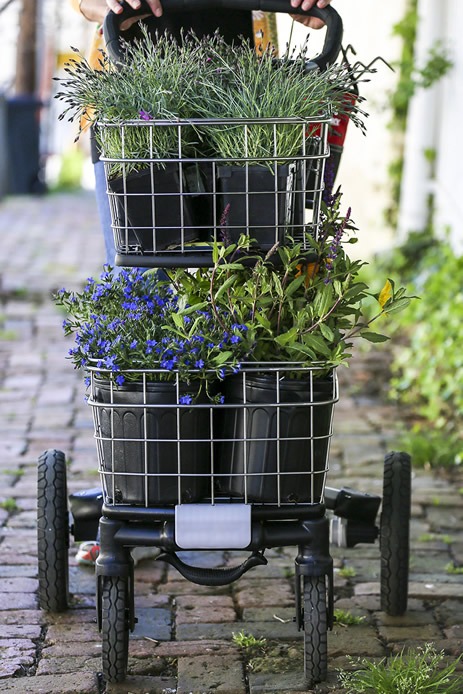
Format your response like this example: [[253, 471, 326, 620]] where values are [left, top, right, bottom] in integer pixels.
[[286, 342, 317, 359], [171, 312, 184, 329], [313, 283, 334, 318], [181, 301, 209, 315], [360, 331, 390, 343], [274, 327, 298, 346], [212, 351, 233, 365], [304, 333, 332, 357], [319, 323, 335, 342], [382, 297, 411, 315], [254, 313, 271, 330], [214, 274, 239, 300], [285, 275, 306, 297]]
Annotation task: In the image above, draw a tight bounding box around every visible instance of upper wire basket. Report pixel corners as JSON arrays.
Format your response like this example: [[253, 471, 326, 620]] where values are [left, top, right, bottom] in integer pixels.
[[98, 115, 330, 267]]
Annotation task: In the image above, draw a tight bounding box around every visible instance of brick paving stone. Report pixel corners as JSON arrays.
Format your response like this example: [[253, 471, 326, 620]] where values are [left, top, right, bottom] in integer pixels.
[[47, 608, 97, 625], [0, 593, 38, 611], [151, 640, 237, 658], [175, 595, 236, 624], [0, 672, 100, 692], [328, 625, 386, 659], [375, 609, 440, 627], [234, 579, 294, 608], [0, 611, 44, 626], [407, 581, 463, 600], [0, 625, 41, 639], [105, 675, 177, 693], [35, 656, 102, 676], [177, 654, 246, 693], [133, 592, 170, 607], [378, 624, 443, 642], [242, 606, 295, 623], [248, 671, 308, 693], [46, 624, 102, 643], [130, 607, 171, 641], [41, 640, 103, 659], [176, 623, 241, 641]]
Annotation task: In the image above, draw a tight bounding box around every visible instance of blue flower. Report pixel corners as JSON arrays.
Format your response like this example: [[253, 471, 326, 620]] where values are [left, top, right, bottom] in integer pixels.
[[104, 355, 119, 371], [195, 359, 205, 369], [179, 394, 193, 405]]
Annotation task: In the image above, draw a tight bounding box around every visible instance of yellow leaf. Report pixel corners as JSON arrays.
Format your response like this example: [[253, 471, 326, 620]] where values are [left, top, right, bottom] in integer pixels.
[[295, 261, 319, 287], [378, 279, 393, 308]]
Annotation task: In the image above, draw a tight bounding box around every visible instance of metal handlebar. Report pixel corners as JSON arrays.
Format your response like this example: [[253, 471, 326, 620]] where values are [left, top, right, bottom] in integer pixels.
[[103, 0, 343, 70]]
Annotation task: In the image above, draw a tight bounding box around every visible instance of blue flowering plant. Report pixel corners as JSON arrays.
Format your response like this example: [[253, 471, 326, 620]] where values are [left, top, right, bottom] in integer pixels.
[[169, 191, 413, 372], [54, 267, 251, 402]]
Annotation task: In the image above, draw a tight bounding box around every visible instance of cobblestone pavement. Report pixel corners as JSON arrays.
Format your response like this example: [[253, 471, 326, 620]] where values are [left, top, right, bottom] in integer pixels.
[[1, 191, 463, 693]]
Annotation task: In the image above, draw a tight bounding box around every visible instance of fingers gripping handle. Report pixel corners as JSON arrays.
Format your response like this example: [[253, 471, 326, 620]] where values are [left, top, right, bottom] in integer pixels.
[[103, 0, 343, 70]]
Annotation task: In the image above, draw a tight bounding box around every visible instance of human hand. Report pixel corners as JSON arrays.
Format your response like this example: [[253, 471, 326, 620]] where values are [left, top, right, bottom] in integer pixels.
[[290, 0, 332, 29], [106, 0, 163, 30]]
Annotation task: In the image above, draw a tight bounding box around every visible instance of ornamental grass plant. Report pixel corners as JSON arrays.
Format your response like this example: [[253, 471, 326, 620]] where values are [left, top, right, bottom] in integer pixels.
[[191, 35, 367, 165], [338, 643, 463, 694], [55, 27, 369, 176]]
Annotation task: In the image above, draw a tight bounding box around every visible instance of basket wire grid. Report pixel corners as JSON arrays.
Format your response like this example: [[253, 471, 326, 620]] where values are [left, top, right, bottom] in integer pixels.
[[98, 116, 330, 264], [87, 363, 339, 509]]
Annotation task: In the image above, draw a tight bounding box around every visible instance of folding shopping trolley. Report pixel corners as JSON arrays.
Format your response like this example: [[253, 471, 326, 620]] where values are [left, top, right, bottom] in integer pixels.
[[38, 1, 411, 687]]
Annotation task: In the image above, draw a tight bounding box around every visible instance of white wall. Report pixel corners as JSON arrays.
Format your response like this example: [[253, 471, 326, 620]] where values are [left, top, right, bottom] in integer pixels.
[[279, 0, 407, 258], [433, 0, 463, 252], [398, 0, 462, 252]]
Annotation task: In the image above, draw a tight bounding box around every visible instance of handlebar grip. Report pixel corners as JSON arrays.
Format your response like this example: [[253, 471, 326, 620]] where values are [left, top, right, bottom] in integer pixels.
[[103, 0, 342, 70]]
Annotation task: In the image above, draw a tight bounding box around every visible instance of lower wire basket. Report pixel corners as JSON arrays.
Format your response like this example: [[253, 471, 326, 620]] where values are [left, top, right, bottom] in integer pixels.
[[87, 363, 339, 508]]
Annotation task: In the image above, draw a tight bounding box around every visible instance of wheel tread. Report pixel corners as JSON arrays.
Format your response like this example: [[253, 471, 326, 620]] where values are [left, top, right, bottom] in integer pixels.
[[303, 575, 328, 687], [37, 449, 69, 612], [380, 451, 411, 616], [101, 576, 129, 683]]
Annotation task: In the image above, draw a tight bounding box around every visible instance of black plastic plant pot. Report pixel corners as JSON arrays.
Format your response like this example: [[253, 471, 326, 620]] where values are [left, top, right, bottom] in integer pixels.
[[94, 379, 211, 505], [108, 164, 198, 252], [216, 373, 335, 504], [217, 164, 296, 250], [184, 161, 216, 242]]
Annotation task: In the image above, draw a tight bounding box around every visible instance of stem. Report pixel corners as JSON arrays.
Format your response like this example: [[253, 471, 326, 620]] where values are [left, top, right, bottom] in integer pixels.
[[344, 309, 385, 340], [209, 261, 228, 333]]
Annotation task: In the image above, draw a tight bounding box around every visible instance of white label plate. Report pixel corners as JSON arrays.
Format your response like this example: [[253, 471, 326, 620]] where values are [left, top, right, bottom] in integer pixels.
[[175, 504, 251, 550]]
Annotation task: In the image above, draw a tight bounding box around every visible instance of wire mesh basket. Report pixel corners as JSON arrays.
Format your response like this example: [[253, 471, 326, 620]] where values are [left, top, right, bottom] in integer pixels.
[[98, 116, 330, 267], [87, 363, 339, 508]]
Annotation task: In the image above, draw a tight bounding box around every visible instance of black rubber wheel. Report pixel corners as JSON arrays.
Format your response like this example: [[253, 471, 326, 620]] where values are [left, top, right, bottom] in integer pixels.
[[101, 576, 130, 683], [380, 451, 411, 616], [37, 449, 69, 612], [303, 574, 328, 687]]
